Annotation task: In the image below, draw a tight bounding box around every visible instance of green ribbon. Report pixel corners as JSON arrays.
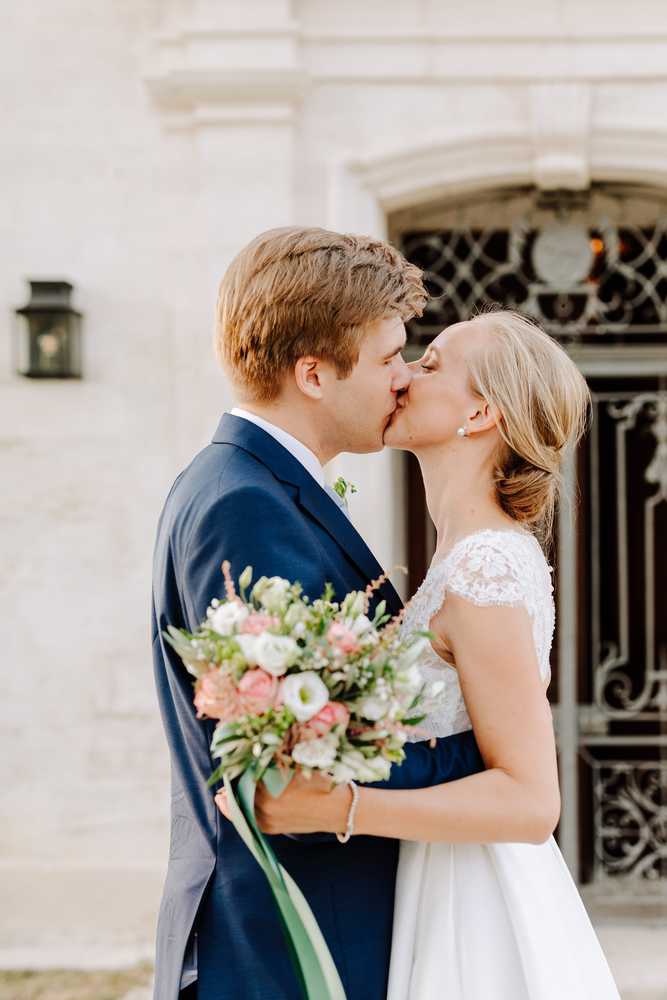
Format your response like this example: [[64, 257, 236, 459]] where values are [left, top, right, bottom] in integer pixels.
[[223, 771, 347, 1000]]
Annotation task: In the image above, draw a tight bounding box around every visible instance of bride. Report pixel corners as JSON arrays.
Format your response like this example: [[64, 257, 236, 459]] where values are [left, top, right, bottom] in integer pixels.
[[219, 309, 620, 998]]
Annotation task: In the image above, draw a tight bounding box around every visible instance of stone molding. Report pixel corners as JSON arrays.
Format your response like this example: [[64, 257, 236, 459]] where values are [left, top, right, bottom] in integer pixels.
[[340, 124, 667, 212], [530, 83, 592, 190], [145, 11, 667, 129], [144, 68, 309, 128], [144, 5, 305, 129]]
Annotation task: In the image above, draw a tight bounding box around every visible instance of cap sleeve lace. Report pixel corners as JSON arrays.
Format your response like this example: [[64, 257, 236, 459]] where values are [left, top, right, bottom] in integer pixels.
[[400, 529, 554, 739], [445, 534, 528, 608], [443, 530, 554, 682]]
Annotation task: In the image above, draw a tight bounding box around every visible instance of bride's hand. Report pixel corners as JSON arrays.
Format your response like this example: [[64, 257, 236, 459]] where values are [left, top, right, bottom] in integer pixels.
[[215, 772, 351, 835]]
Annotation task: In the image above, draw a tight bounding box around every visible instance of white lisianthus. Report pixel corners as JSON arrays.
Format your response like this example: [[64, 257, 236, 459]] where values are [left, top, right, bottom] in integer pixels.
[[331, 760, 356, 783], [400, 636, 431, 667], [349, 614, 373, 635], [281, 671, 330, 721], [235, 634, 260, 663], [292, 734, 338, 769], [208, 601, 249, 636], [362, 757, 392, 782], [255, 634, 299, 677], [395, 663, 423, 693], [342, 591, 365, 619], [341, 749, 392, 782], [253, 576, 291, 612], [284, 603, 309, 628], [357, 694, 390, 721]]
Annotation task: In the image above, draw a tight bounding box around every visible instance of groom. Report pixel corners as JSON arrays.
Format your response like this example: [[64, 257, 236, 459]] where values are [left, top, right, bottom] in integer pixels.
[[151, 226, 484, 1000]]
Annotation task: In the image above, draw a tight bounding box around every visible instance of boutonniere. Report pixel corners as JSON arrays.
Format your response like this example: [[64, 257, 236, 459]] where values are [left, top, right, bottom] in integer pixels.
[[333, 476, 358, 504]]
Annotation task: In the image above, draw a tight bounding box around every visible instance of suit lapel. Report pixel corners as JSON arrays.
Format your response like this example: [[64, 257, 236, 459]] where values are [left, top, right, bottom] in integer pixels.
[[212, 414, 402, 613]]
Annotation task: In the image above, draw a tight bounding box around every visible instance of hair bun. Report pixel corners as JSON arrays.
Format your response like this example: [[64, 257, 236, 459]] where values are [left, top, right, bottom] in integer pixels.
[[494, 459, 559, 532], [466, 309, 591, 542]]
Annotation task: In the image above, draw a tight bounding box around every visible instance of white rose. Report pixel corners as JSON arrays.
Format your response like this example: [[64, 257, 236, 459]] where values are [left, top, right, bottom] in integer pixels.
[[235, 634, 259, 663], [357, 694, 390, 721], [254, 576, 291, 612], [208, 601, 249, 636], [292, 734, 338, 770], [255, 634, 299, 677], [281, 671, 330, 722]]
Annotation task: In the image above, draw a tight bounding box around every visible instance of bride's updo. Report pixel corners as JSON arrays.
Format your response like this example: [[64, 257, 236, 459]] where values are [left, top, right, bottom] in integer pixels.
[[466, 309, 590, 541]]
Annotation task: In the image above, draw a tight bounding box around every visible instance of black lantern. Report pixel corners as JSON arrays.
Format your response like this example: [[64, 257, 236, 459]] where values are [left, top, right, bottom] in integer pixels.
[[15, 280, 82, 378]]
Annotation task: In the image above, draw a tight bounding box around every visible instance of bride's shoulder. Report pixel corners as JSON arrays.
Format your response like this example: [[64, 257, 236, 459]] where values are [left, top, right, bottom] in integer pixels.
[[440, 528, 551, 608]]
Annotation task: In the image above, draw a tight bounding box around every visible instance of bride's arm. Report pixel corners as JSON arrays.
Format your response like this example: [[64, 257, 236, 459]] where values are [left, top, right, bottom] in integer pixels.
[[249, 597, 560, 845]]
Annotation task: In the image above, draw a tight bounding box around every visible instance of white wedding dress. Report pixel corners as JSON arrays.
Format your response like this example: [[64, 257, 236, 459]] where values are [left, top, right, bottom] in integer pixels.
[[388, 529, 620, 1000]]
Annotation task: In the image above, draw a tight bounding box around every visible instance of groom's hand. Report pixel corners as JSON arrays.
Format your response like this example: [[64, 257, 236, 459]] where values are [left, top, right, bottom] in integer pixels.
[[215, 773, 350, 835]]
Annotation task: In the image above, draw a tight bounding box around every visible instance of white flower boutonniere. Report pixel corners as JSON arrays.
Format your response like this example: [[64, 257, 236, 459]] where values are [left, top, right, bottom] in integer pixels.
[[333, 476, 358, 504]]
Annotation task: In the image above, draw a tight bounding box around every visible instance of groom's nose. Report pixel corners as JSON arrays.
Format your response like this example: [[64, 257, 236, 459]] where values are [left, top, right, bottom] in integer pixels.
[[392, 356, 413, 393]]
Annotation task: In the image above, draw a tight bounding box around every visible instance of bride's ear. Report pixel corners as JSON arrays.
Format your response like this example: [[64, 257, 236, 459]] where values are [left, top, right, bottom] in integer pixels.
[[466, 399, 502, 437]]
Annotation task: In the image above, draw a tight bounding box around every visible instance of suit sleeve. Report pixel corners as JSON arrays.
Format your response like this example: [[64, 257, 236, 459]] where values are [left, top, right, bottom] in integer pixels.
[[369, 729, 484, 791]]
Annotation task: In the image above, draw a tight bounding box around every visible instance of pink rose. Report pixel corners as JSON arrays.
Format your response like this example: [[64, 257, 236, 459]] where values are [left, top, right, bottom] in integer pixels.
[[327, 623, 360, 655], [241, 613, 280, 635], [238, 668, 279, 714], [306, 701, 350, 737], [194, 670, 243, 722]]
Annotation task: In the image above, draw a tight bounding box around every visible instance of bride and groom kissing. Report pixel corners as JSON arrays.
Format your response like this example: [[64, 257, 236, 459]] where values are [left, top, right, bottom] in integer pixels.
[[151, 227, 619, 999]]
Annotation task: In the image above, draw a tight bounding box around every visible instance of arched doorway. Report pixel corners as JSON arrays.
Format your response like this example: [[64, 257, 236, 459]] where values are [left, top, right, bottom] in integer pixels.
[[391, 184, 667, 908]]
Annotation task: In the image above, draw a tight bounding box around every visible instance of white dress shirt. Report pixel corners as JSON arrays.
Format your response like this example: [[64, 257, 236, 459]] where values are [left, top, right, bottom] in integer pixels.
[[230, 407, 325, 488]]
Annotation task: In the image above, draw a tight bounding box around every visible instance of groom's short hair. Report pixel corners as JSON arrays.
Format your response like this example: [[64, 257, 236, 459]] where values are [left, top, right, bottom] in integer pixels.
[[215, 226, 427, 401]]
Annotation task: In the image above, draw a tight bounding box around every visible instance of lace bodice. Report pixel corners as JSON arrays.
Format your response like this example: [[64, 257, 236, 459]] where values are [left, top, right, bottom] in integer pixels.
[[401, 528, 555, 739]]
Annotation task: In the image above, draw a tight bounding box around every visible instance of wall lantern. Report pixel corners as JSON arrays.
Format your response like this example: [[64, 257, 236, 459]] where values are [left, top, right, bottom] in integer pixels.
[[15, 280, 82, 378]]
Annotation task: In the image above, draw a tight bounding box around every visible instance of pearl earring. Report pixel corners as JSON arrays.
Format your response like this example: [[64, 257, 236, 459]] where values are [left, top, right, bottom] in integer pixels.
[[457, 426, 468, 438]]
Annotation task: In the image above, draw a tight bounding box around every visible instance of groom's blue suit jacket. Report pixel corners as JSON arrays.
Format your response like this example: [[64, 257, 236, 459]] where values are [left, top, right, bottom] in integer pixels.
[[151, 414, 484, 1000]]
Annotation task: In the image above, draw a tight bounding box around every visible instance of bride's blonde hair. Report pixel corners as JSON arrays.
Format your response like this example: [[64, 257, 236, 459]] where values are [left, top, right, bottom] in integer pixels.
[[466, 308, 590, 542]]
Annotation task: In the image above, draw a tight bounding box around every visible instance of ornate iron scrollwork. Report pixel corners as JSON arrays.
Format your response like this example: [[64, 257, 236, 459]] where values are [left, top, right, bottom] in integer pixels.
[[595, 763, 667, 882], [595, 392, 667, 719], [401, 192, 667, 344]]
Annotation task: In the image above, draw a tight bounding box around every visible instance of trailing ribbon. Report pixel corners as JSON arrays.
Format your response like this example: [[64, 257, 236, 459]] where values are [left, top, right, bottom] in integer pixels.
[[223, 770, 347, 1000]]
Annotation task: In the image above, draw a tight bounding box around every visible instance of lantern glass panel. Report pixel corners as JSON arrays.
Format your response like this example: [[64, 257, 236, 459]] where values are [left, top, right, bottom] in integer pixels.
[[15, 281, 82, 378]]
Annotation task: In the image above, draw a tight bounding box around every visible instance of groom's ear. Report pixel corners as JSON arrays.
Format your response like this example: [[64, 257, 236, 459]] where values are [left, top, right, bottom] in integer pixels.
[[294, 356, 325, 400]]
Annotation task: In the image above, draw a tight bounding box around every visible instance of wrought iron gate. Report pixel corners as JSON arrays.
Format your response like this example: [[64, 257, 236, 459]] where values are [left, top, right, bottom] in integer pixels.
[[395, 186, 667, 904]]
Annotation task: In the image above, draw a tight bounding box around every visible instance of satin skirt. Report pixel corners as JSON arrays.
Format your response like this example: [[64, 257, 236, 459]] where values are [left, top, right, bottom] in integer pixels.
[[387, 836, 620, 1000]]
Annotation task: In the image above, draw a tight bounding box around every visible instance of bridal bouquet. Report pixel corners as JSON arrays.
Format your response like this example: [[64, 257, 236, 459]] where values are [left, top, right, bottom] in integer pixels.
[[165, 562, 440, 1000]]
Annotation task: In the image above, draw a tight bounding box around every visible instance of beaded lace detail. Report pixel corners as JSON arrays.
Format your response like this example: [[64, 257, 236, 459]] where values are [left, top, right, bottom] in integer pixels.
[[401, 529, 554, 740]]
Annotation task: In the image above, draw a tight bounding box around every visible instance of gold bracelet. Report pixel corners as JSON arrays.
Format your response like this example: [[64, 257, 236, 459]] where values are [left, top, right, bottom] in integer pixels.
[[336, 781, 359, 844]]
